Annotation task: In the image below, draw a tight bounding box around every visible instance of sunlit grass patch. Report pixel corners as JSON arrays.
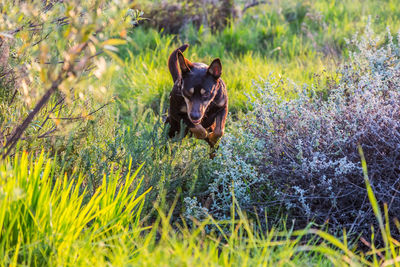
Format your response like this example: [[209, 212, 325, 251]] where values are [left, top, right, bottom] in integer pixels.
[[1, 152, 400, 266], [0, 152, 149, 265], [115, 31, 335, 116]]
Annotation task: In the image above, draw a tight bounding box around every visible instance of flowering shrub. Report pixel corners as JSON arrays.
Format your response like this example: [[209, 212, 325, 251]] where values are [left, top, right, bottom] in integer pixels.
[[183, 197, 209, 220], [205, 127, 267, 220], [196, 25, 400, 238]]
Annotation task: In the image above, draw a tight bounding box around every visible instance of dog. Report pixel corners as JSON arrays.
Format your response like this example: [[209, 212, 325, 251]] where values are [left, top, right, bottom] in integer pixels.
[[166, 44, 228, 148]]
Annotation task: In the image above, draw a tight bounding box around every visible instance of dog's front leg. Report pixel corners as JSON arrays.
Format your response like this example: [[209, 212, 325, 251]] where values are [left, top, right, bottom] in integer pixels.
[[207, 106, 228, 147], [190, 124, 208, 139]]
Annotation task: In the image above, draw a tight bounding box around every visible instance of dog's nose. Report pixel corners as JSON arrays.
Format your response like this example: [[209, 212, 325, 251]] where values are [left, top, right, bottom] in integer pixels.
[[190, 112, 201, 121]]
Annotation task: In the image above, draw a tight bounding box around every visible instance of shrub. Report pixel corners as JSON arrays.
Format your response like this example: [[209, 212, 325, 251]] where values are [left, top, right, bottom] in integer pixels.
[[203, 126, 268, 220], [199, 24, 400, 240], [137, 0, 236, 34], [0, 0, 139, 159]]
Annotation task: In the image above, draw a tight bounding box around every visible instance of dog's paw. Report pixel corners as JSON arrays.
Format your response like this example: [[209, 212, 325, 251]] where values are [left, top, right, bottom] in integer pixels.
[[190, 125, 208, 139]]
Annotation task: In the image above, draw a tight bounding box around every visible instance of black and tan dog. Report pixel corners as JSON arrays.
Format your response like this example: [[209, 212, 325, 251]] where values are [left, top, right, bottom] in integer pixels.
[[166, 44, 228, 147]]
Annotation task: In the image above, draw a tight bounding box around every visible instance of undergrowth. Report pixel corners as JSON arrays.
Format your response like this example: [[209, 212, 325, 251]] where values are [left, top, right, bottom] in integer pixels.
[[1, 152, 399, 266], [2, 0, 400, 266]]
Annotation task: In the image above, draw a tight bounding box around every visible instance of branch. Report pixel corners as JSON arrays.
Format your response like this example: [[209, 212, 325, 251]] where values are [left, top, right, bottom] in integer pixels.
[[242, 1, 268, 13], [32, 31, 52, 47], [38, 127, 57, 138], [10, 16, 69, 35], [42, 50, 104, 65], [1, 78, 61, 158], [20, 127, 57, 141], [51, 102, 110, 120], [1, 42, 89, 159], [37, 96, 65, 131]]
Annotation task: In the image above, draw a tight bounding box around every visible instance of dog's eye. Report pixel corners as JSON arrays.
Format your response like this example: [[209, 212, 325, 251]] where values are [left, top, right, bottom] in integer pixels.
[[183, 88, 194, 98], [201, 89, 210, 96]]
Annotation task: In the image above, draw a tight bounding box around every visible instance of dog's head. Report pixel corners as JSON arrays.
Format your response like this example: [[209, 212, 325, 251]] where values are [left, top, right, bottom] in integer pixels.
[[175, 50, 222, 125]]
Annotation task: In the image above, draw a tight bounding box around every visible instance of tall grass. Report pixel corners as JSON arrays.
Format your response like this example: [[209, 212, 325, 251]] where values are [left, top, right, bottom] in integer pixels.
[[117, 0, 400, 117], [1, 152, 400, 266], [117, 27, 334, 116], [0, 152, 150, 265], [2, 1, 400, 266]]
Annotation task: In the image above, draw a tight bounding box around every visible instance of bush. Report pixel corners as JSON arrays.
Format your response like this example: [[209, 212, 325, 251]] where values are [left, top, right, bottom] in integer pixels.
[[138, 0, 236, 34], [198, 24, 400, 239], [0, 0, 139, 160]]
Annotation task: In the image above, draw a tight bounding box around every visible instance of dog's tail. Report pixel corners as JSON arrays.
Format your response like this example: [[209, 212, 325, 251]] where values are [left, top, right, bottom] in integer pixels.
[[168, 44, 189, 83]]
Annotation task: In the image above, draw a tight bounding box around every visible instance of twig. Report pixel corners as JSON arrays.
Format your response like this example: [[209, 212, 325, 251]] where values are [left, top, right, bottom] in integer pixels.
[[42, 50, 104, 65], [32, 31, 52, 47], [37, 96, 65, 131], [8, 89, 17, 105], [50, 102, 111, 120], [20, 127, 57, 140], [38, 127, 57, 138], [10, 16, 69, 35], [243, 1, 268, 13]]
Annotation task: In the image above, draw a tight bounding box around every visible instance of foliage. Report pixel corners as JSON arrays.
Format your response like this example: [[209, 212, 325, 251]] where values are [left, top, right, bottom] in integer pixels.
[[0, 0, 138, 158], [1, 152, 400, 266], [137, 0, 235, 34], [0, 152, 149, 265], [197, 24, 400, 242], [118, 0, 400, 115], [2, 0, 400, 265]]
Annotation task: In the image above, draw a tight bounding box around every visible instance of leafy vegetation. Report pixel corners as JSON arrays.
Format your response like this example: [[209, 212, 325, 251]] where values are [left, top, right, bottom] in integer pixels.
[[1, 152, 399, 266], [1, 0, 400, 266], [200, 24, 400, 238]]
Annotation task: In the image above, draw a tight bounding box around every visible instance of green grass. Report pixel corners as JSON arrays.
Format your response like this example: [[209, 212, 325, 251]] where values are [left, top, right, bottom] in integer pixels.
[[0, 152, 150, 265], [117, 35, 332, 116], [116, 0, 400, 118], [105, 1, 400, 264], [2, 152, 399, 266], [3, 0, 400, 265], [116, 27, 333, 117]]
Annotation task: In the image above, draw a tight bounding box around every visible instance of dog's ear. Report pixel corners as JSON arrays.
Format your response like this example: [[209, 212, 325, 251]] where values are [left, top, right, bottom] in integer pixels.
[[168, 44, 189, 82], [177, 50, 192, 75], [207, 58, 222, 79]]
